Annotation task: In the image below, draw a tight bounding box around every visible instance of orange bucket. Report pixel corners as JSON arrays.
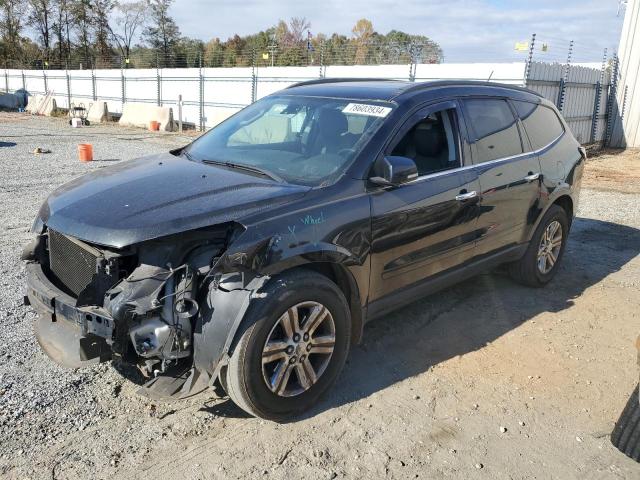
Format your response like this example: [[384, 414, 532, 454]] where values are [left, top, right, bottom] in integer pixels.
[[78, 143, 93, 162], [149, 120, 160, 131]]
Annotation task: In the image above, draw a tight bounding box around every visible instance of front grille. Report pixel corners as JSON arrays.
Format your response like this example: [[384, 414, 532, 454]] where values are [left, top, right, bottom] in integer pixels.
[[48, 229, 99, 296]]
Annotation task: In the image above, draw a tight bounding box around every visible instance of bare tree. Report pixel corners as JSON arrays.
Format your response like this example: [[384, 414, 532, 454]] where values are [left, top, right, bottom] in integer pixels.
[[71, 0, 93, 67], [143, 0, 180, 65], [88, 0, 115, 65], [52, 0, 72, 64], [108, 0, 146, 61], [288, 16, 310, 43], [0, 0, 25, 61], [27, 0, 54, 61]]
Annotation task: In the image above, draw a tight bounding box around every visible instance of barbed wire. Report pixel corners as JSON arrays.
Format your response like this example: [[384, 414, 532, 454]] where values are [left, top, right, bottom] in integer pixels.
[[2, 40, 444, 70], [0, 35, 611, 71]]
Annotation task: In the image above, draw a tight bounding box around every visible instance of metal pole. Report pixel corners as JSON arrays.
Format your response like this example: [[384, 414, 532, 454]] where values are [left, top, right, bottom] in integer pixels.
[[620, 85, 629, 121], [65, 65, 71, 110], [199, 54, 204, 131], [590, 48, 608, 143], [5, 66, 8, 93], [251, 48, 257, 103], [319, 41, 325, 78], [43, 68, 48, 94], [120, 59, 126, 105], [156, 58, 161, 106], [524, 33, 536, 86], [557, 40, 573, 112], [21, 69, 25, 91], [178, 94, 183, 133], [605, 54, 620, 147], [91, 61, 97, 101]]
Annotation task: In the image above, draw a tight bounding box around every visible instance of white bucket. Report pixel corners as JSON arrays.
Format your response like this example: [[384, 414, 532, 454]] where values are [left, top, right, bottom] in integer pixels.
[[71, 117, 82, 128]]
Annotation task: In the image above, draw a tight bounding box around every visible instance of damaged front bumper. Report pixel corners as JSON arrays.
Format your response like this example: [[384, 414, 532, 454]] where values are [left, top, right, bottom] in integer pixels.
[[25, 262, 114, 368]]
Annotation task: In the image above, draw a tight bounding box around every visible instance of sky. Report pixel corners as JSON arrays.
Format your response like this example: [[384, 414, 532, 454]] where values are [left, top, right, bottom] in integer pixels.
[[169, 0, 627, 63]]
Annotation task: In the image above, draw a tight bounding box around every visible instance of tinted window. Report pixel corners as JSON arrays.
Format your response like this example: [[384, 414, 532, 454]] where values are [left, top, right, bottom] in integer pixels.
[[464, 99, 523, 163], [391, 108, 460, 176], [513, 101, 564, 151]]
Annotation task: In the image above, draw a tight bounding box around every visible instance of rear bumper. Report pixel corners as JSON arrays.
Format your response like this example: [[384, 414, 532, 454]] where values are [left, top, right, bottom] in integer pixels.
[[25, 262, 113, 368]]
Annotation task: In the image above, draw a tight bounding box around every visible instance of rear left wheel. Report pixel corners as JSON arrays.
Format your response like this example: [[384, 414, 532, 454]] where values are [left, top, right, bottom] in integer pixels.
[[224, 270, 351, 420]]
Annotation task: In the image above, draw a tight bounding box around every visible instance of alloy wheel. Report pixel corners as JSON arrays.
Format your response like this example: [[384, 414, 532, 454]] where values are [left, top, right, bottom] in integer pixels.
[[261, 301, 336, 397], [537, 220, 563, 274]]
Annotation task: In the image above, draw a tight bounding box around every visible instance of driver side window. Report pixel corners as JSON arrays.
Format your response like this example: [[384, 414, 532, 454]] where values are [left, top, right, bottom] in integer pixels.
[[391, 108, 461, 177]]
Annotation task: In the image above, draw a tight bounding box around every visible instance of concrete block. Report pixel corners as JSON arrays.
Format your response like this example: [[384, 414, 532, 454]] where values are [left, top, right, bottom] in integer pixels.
[[119, 102, 175, 131], [25, 94, 57, 116], [70, 98, 110, 123]]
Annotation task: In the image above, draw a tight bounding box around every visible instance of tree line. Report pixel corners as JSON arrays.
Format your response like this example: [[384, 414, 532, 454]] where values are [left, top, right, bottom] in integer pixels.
[[0, 0, 443, 69]]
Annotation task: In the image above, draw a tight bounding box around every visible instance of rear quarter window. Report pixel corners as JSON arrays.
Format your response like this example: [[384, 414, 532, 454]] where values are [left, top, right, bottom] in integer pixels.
[[463, 98, 523, 163], [513, 101, 564, 151]]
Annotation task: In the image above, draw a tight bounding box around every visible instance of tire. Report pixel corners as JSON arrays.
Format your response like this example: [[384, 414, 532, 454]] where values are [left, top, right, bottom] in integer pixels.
[[509, 204, 569, 287], [225, 269, 351, 420], [611, 385, 640, 462]]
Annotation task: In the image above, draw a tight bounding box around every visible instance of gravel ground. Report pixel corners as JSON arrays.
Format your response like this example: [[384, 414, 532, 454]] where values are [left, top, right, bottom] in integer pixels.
[[1, 114, 639, 479]]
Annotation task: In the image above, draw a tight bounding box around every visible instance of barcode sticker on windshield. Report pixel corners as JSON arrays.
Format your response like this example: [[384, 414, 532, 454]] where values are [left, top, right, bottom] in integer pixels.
[[342, 103, 392, 118]]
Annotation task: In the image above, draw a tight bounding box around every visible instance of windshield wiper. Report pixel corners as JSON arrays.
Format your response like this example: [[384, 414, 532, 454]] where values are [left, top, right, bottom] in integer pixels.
[[201, 159, 283, 182]]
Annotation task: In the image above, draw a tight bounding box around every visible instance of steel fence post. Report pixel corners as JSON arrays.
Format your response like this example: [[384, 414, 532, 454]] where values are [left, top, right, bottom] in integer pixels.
[[178, 94, 183, 133], [199, 54, 204, 131], [590, 81, 602, 144], [21, 69, 25, 91], [605, 54, 619, 147], [620, 85, 629, 122], [5, 66, 8, 93], [590, 48, 608, 143], [319, 41, 325, 78], [43, 67, 48, 94], [92, 62, 97, 101], [65, 64, 71, 109], [524, 33, 536, 86], [251, 47, 257, 103], [156, 53, 161, 106], [121, 59, 126, 105], [557, 40, 573, 112]]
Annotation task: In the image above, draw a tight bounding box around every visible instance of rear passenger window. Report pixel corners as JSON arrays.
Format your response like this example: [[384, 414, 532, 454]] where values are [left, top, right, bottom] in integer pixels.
[[463, 99, 523, 163], [513, 101, 564, 151]]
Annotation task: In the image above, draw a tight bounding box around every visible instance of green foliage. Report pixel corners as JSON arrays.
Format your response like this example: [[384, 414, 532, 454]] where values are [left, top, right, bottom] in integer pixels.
[[0, 7, 444, 69]]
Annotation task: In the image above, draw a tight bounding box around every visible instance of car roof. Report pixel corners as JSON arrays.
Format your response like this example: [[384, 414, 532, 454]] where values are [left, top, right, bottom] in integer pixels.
[[283, 78, 543, 103]]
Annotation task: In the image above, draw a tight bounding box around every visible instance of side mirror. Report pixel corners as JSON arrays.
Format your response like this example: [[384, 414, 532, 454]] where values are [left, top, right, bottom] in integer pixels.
[[370, 156, 418, 187]]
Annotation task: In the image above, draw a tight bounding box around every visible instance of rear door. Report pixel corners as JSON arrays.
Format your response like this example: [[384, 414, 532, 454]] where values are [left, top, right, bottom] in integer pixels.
[[368, 100, 481, 306], [461, 97, 542, 256]]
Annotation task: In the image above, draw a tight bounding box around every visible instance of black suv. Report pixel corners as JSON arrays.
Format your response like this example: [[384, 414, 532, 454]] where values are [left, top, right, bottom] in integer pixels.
[[23, 80, 584, 419]]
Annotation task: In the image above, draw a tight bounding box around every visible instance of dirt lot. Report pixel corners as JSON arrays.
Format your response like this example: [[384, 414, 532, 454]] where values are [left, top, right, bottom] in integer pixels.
[[0, 114, 639, 479]]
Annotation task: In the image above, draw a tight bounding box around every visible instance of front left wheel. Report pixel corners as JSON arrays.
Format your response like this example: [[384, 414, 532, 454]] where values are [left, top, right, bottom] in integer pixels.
[[224, 269, 351, 420]]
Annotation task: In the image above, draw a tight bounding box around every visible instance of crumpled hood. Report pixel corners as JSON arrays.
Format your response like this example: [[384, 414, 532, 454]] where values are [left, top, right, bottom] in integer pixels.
[[38, 153, 310, 248]]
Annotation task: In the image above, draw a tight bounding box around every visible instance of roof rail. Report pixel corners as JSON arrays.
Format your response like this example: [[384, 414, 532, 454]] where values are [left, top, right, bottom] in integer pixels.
[[398, 80, 543, 98], [286, 78, 403, 89]]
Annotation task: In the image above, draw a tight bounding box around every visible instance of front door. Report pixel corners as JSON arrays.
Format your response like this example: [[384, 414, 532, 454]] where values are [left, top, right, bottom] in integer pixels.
[[368, 101, 481, 308]]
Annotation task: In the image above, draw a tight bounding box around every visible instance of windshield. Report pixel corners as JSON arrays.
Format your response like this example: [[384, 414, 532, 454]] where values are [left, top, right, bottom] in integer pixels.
[[185, 95, 394, 186]]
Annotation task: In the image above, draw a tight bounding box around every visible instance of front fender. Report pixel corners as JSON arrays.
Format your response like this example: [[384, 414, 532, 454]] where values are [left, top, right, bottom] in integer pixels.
[[193, 198, 372, 379]]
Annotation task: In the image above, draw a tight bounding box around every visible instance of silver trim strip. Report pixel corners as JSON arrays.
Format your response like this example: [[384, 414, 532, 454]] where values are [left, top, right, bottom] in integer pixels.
[[407, 131, 564, 184]]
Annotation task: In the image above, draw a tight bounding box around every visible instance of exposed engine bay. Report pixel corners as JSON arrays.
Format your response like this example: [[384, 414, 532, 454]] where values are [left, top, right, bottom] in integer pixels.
[[22, 223, 254, 398]]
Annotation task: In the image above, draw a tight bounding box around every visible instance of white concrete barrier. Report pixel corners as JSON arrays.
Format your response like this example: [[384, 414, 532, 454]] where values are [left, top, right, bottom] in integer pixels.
[[118, 102, 175, 131], [69, 98, 110, 123], [25, 94, 57, 116]]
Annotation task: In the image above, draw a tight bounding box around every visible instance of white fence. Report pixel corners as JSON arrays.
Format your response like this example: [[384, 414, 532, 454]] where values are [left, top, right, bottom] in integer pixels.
[[2, 60, 614, 144], [3, 63, 525, 129]]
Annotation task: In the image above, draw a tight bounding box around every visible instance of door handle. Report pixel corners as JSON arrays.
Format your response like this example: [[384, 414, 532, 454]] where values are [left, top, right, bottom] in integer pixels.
[[524, 172, 541, 182], [455, 190, 478, 201]]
